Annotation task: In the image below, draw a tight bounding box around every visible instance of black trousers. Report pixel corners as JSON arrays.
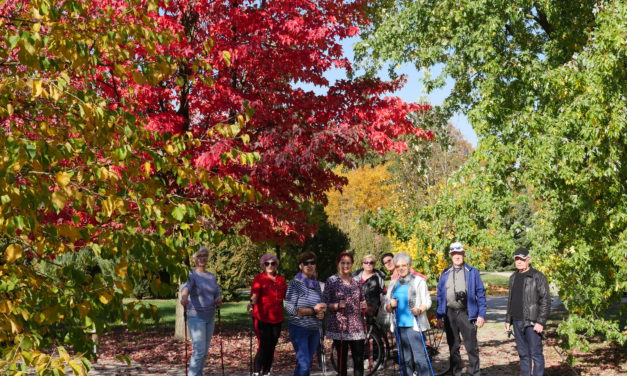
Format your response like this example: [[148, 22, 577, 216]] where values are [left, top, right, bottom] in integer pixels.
[[444, 309, 480, 376], [254, 320, 282, 374], [334, 339, 365, 376]]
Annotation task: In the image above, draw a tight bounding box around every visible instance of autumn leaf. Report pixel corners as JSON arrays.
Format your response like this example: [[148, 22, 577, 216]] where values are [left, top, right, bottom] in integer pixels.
[[5, 244, 23, 263]]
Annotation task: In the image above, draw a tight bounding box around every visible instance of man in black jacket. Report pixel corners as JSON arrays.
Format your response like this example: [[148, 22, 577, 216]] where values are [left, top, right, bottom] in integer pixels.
[[504, 247, 551, 376]]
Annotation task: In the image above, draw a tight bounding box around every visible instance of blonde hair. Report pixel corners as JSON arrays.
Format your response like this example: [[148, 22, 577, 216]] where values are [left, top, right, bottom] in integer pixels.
[[362, 254, 376, 263]]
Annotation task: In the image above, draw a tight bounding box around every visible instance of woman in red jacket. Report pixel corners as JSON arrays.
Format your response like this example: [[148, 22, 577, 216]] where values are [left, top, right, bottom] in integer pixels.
[[248, 253, 287, 376]]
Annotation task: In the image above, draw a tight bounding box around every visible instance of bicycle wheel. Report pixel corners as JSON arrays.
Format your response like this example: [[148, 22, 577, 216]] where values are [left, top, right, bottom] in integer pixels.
[[364, 330, 385, 375], [330, 332, 385, 376]]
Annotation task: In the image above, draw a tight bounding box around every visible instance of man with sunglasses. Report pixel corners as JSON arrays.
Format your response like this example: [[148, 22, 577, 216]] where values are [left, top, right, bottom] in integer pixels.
[[436, 242, 486, 376], [504, 247, 551, 376]]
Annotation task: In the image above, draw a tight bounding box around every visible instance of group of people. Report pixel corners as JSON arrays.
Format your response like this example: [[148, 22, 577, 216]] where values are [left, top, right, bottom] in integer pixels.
[[180, 242, 551, 376]]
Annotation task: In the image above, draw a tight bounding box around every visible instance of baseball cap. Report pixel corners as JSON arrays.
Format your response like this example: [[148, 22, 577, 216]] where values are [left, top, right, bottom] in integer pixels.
[[449, 242, 465, 253], [513, 247, 530, 259]]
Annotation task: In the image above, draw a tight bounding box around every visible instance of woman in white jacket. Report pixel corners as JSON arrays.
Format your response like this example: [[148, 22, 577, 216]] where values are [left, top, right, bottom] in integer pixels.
[[385, 252, 432, 376]]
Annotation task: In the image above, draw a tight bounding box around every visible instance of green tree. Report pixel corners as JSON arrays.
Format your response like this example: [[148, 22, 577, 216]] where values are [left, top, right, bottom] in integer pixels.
[[282, 203, 351, 281], [359, 0, 627, 351]]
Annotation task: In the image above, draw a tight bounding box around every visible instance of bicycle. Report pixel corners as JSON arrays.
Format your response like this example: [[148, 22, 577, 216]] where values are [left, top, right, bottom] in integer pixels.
[[330, 315, 389, 376], [328, 312, 443, 375]]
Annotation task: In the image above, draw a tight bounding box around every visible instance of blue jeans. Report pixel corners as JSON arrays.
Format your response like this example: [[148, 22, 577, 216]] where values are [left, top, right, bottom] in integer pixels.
[[188, 316, 216, 376], [513, 320, 544, 376], [398, 327, 430, 376], [289, 323, 320, 376]]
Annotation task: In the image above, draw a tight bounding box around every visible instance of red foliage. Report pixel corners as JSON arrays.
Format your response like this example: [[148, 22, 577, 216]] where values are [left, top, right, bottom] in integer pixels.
[[118, 0, 431, 243], [5, 0, 432, 245]]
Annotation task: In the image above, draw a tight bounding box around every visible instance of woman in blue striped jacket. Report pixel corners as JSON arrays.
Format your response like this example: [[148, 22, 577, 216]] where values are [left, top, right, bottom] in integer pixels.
[[285, 251, 327, 376]]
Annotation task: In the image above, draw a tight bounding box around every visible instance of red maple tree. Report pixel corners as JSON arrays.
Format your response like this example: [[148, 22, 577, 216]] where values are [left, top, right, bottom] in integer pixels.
[[105, 0, 432, 243]]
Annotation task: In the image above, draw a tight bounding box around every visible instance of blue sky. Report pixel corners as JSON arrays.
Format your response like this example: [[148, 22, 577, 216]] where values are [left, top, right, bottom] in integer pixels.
[[297, 37, 478, 147]]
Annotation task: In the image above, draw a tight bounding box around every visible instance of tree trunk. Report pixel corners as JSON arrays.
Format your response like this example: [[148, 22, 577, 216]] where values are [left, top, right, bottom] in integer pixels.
[[174, 292, 188, 339]]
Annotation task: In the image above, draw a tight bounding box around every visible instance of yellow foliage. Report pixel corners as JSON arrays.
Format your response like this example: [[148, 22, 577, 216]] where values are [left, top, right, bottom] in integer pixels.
[[4, 244, 23, 263], [325, 164, 395, 228], [387, 233, 449, 280]]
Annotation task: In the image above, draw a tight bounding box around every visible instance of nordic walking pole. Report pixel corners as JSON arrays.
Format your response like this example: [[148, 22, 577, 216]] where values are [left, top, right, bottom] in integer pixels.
[[392, 307, 406, 376], [184, 309, 189, 376], [218, 308, 225, 376], [338, 295, 346, 376], [319, 327, 327, 376], [250, 316, 254, 376], [415, 315, 435, 376], [361, 306, 373, 375]]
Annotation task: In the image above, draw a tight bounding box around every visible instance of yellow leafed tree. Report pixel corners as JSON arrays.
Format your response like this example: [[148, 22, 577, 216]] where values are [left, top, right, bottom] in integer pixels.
[[325, 164, 395, 260]]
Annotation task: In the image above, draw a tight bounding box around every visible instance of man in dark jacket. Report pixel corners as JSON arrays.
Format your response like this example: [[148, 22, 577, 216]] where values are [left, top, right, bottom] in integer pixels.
[[505, 247, 551, 376], [436, 242, 487, 376]]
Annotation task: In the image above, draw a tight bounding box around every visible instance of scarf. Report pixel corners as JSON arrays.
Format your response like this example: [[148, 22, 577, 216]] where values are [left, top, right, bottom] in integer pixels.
[[392, 273, 417, 308], [295, 272, 319, 290]]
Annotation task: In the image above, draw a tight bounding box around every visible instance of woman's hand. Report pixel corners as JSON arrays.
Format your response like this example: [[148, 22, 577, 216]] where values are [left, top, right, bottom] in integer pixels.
[[180, 295, 189, 307], [247, 294, 257, 314], [410, 307, 422, 316], [359, 300, 367, 311], [389, 298, 398, 308], [314, 303, 327, 313], [215, 296, 223, 307]]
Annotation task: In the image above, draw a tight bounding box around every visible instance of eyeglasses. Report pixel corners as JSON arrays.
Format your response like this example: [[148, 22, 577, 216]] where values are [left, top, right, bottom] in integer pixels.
[[449, 246, 464, 251], [339, 261, 352, 266], [383, 259, 393, 264], [196, 255, 208, 259], [302, 260, 316, 266], [362, 261, 375, 265], [264, 261, 277, 266]]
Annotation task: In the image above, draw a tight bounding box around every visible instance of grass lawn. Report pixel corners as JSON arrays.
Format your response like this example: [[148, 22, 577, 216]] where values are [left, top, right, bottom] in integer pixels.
[[140, 299, 250, 328], [480, 273, 510, 287], [141, 274, 512, 327]]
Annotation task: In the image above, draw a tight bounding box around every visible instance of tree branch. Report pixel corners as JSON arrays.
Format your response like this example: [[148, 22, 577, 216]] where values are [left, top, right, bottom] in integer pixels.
[[533, 7, 554, 37]]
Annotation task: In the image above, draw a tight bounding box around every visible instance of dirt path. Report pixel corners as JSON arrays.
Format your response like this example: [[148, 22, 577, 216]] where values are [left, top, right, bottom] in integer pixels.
[[87, 295, 624, 376]]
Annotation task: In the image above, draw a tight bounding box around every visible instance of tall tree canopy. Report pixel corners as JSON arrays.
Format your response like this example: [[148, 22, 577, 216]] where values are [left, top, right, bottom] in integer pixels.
[[0, 0, 431, 373], [358, 0, 626, 350]]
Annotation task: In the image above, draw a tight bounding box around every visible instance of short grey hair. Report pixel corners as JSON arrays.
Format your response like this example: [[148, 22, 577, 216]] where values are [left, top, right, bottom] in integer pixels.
[[393, 252, 412, 266], [193, 246, 210, 258]]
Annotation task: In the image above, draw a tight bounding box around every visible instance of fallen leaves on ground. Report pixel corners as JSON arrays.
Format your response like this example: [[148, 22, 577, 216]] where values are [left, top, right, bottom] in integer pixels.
[[96, 323, 626, 375]]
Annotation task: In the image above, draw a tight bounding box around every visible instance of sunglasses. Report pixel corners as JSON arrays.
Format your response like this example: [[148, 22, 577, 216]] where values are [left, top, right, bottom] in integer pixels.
[[383, 259, 393, 264], [362, 261, 375, 265], [264, 261, 277, 266], [450, 246, 464, 251], [302, 260, 316, 266]]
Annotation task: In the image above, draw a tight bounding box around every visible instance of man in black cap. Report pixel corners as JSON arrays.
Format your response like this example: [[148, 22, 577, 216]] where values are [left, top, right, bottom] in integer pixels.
[[504, 247, 551, 376]]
